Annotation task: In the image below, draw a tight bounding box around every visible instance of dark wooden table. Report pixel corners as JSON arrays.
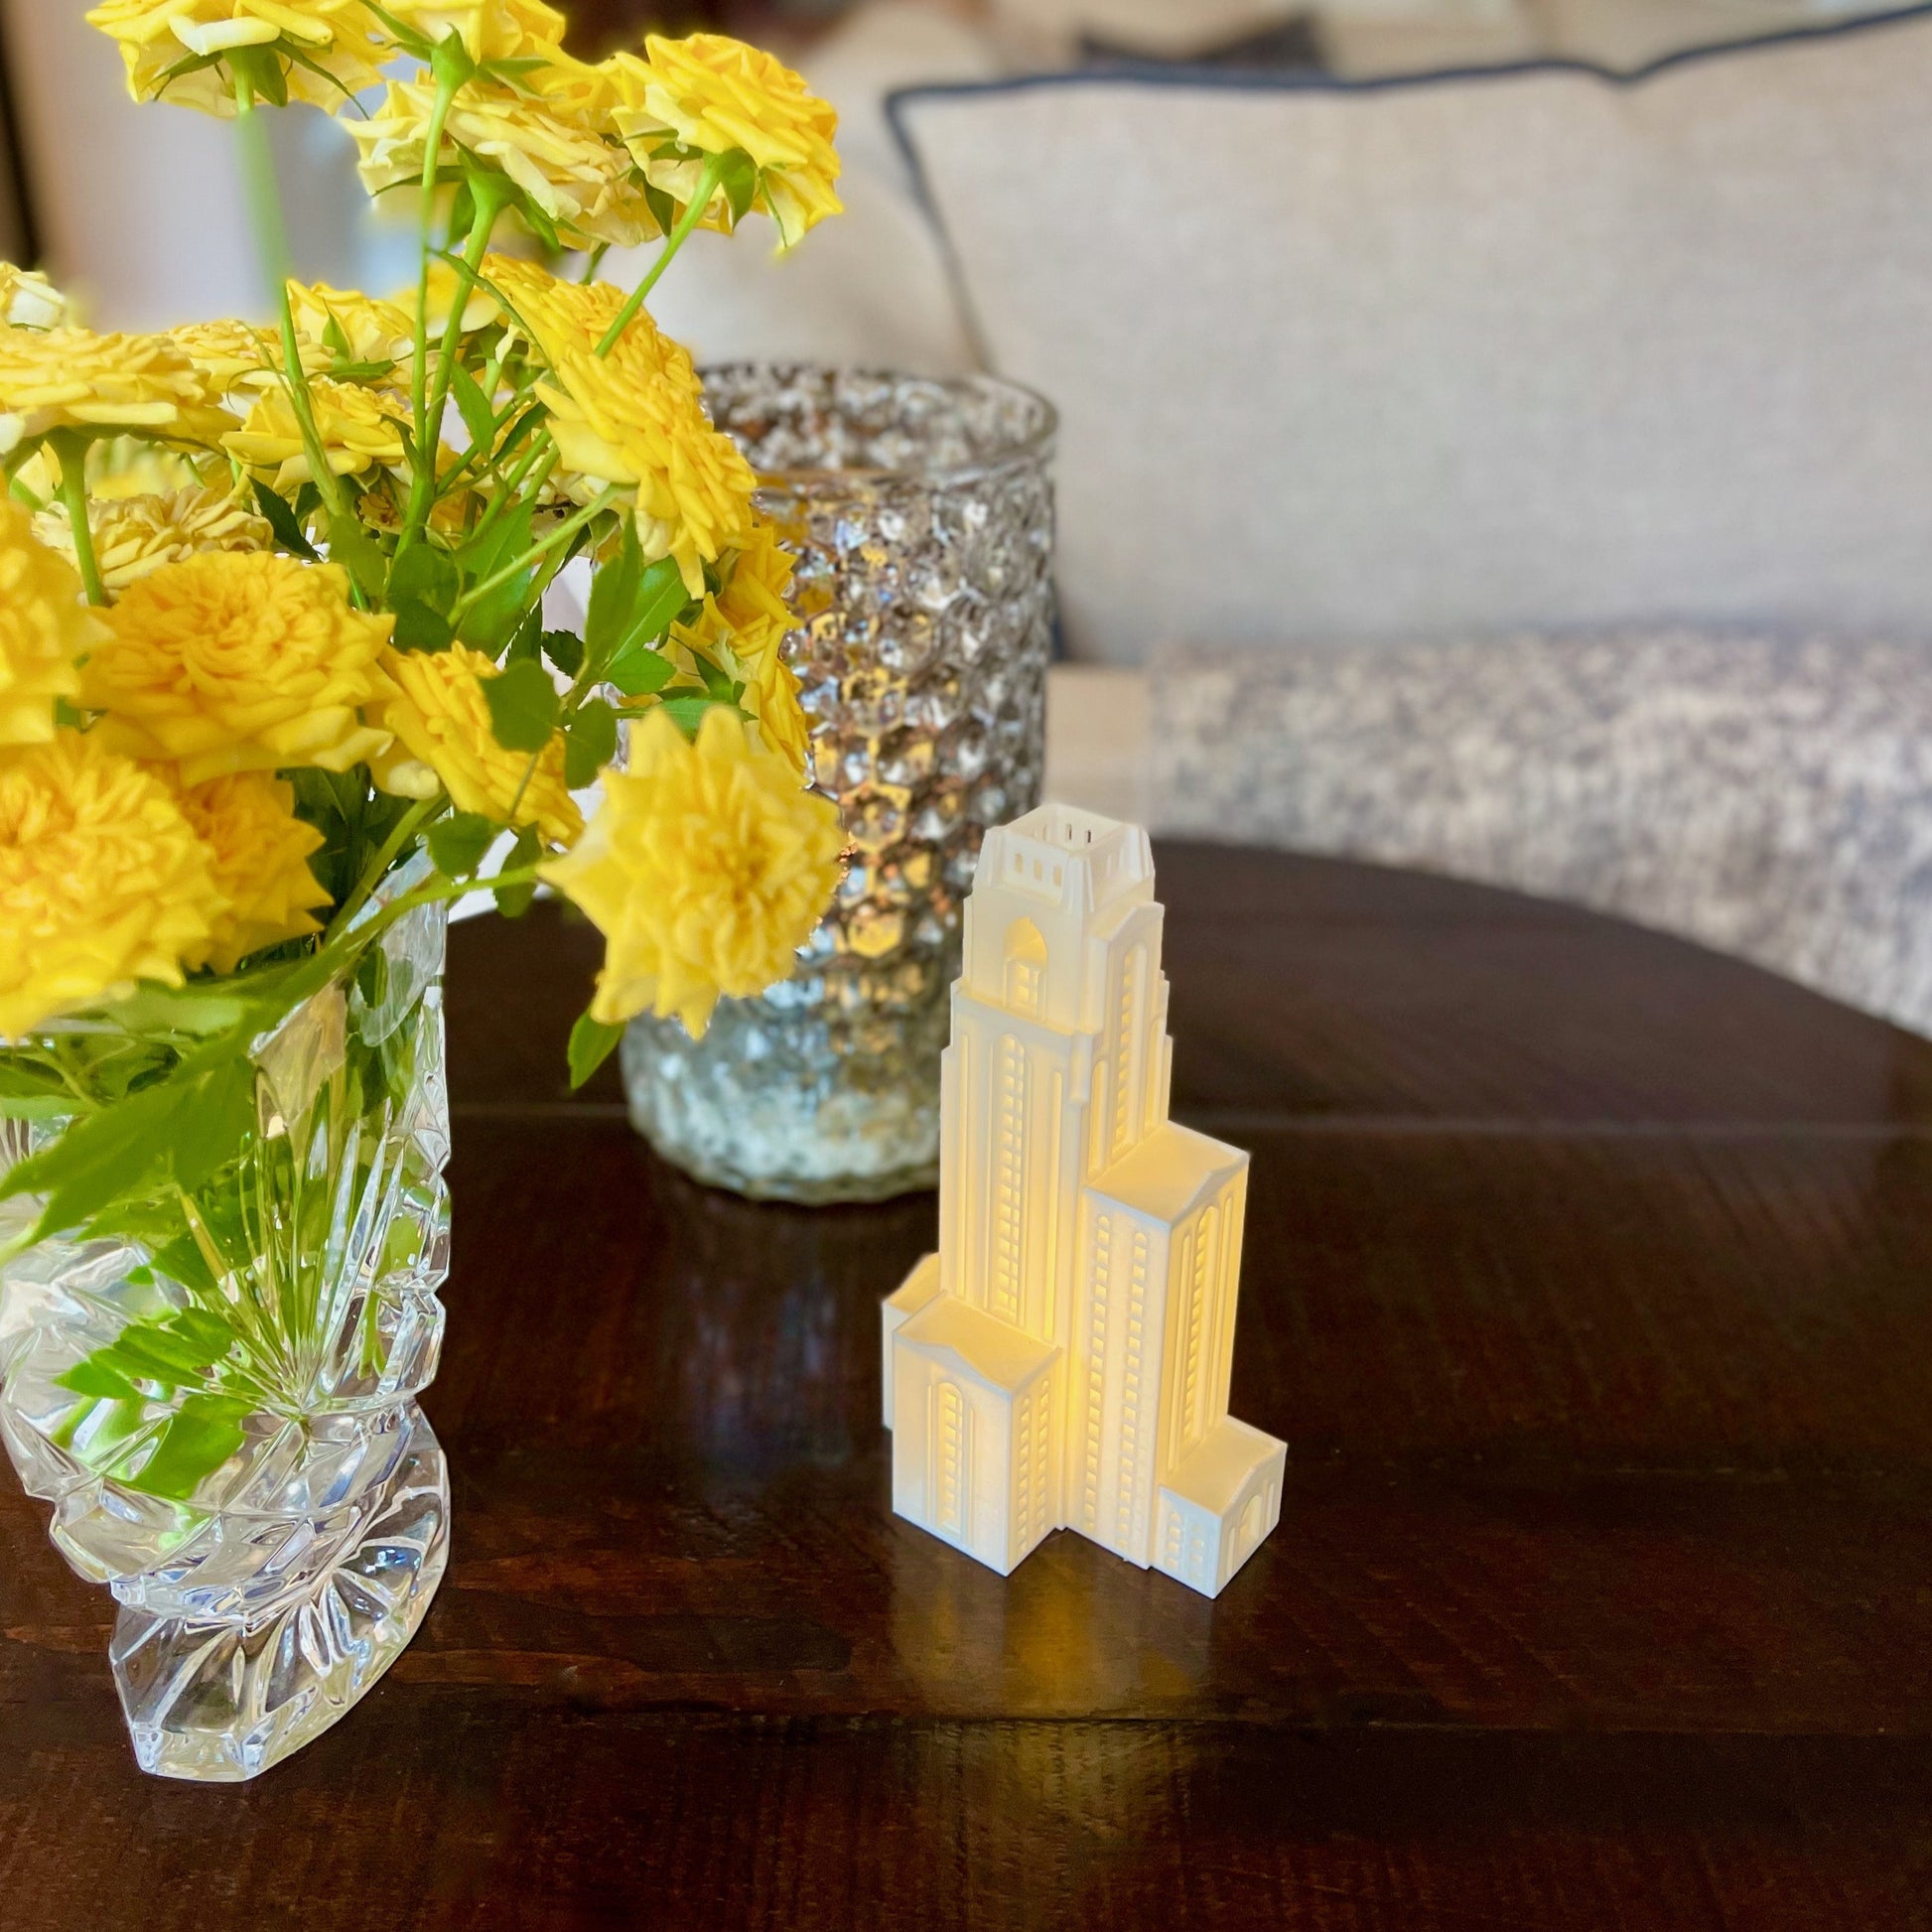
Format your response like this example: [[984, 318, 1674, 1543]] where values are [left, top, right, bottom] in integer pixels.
[[6, 844, 1932, 1929]]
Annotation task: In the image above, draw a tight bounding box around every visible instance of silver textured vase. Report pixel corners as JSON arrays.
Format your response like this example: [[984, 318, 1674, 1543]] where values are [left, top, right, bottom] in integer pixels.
[[624, 365, 1057, 1202], [0, 892, 452, 1781]]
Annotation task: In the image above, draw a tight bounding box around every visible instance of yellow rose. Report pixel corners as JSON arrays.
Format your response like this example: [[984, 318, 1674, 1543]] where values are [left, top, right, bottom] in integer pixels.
[[0, 265, 69, 332], [221, 374, 407, 492], [81, 552, 397, 785], [286, 281, 413, 371], [669, 521, 809, 775], [347, 74, 655, 252], [84, 0, 386, 115], [0, 732, 224, 1039], [371, 0, 564, 60], [0, 326, 233, 456], [170, 318, 311, 402], [541, 705, 842, 1037], [411, 257, 502, 344], [174, 769, 330, 972], [0, 499, 102, 749], [37, 485, 272, 595], [608, 35, 842, 248], [371, 642, 581, 844]]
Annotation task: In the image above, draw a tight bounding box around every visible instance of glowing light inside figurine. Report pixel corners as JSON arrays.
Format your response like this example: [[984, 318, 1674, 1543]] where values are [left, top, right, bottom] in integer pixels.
[[883, 805, 1285, 1597]]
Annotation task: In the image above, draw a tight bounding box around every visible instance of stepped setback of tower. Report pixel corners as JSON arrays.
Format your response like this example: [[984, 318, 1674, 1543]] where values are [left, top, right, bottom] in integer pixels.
[[883, 804, 1285, 1597]]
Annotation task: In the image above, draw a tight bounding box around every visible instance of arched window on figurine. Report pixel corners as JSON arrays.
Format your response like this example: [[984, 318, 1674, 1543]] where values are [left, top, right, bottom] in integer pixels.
[[1004, 918, 1047, 1017]]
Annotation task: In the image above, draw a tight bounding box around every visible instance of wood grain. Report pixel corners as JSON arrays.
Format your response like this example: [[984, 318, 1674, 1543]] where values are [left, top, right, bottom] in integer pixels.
[[6, 845, 1932, 1928]]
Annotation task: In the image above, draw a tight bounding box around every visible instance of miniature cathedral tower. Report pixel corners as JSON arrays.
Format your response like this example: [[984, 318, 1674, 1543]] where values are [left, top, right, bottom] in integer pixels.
[[883, 805, 1285, 1597]]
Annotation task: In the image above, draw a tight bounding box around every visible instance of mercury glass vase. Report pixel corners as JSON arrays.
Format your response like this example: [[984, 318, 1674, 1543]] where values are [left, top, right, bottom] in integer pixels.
[[0, 890, 452, 1782], [624, 364, 1057, 1202]]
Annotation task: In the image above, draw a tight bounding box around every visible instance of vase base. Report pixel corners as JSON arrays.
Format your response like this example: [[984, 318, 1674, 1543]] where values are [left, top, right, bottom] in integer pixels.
[[109, 1403, 450, 1784]]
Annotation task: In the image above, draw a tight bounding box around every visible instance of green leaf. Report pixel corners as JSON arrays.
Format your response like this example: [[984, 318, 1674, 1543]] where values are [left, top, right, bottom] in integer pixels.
[[504, 608, 543, 664], [168, 1057, 255, 1193], [719, 149, 759, 225], [660, 693, 738, 740], [169, 1308, 236, 1356], [101, 1320, 227, 1384], [0, 1060, 68, 1101], [584, 521, 642, 662], [225, 42, 289, 108], [629, 557, 692, 645], [391, 598, 455, 653], [541, 628, 584, 677], [493, 826, 541, 919], [427, 811, 497, 879], [567, 1013, 624, 1091], [457, 498, 536, 655], [388, 541, 462, 653], [327, 511, 387, 602], [360, 0, 436, 59], [482, 659, 559, 754], [1, 1078, 187, 1230], [565, 698, 618, 789], [128, 1394, 251, 1502], [0, 1093, 71, 1121], [430, 27, 478, 91], [642, 181, 678, 236], [390, 542, 460, 617], [254, 482, 320, 562], [606, 637, 675, 698], [449, 360, 497, 455], [55, 1360, 141, 1404]]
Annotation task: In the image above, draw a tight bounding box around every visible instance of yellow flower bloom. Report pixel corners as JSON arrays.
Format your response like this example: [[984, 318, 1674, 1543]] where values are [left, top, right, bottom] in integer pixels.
[[491, 267, 752, 598], [38, 485, 272, 595], [81, 552, 397, 785], [88, 443, 207, 500], [221, 374, 407, 491], [372, 0, 564, 61], [287, 281, 412, 371], [608, 35, 842, 248], [669, 521, 809, 774], [0, 265, 69, 332], [0, 326, 233, 456], [369, 642, 581, 844], [412, 257, 502, 343], [541, 705, 841, 1036], [174, 769, 329, 972], [84, 0, 386, 116], [0, 500, 102, 749], [346, 74, 655, 251], [170, 318, 306, 402], [0, 732, 223, 1039]]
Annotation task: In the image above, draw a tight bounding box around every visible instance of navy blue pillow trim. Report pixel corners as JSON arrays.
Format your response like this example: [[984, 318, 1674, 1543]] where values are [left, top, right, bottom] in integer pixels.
[[884, 1, 1932, 376]]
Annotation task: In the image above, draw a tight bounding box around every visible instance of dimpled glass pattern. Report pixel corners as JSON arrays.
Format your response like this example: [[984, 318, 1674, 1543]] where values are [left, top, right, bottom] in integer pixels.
[[0, 896, 452, 1782], [623, 366, 1057, 1202]]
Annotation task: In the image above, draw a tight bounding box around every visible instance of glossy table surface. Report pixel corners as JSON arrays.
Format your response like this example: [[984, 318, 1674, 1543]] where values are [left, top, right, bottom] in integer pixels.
[[6, 844, 1932, 1930]]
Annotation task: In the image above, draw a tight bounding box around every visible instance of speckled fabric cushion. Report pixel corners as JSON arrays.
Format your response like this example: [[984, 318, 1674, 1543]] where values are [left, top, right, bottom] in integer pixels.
[[1148, 634, 1932, 1035]]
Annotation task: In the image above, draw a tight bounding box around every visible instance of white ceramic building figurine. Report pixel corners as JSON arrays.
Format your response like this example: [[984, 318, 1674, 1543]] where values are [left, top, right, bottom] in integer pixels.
[[883, 804, 1286, 1597]]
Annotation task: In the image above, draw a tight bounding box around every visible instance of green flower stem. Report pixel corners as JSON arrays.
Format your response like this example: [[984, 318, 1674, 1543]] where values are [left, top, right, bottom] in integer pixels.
[[50, 434, 104, 606], [451, 484, 619, 621], [596, 155, 727, 356], [325, 793, 448, 945], [405, 177, 508, 544], [230, 77, 348, 528], [409, 71, 464, 476]]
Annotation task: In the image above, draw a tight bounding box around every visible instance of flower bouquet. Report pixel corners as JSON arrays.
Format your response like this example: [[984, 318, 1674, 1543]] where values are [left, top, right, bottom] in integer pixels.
[[0, 0, 845, 1781]]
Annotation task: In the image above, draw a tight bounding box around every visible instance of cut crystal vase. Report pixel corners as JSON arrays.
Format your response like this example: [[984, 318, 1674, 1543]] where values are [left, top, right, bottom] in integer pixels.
[[0, 892, 452, 1782], [624, 364, 1058, 1202]]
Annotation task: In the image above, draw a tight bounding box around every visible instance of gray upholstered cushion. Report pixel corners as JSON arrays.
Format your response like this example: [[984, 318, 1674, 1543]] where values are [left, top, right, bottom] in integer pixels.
[[1148, 634, 1932, 1033], [895, 10, 1932, 663]]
